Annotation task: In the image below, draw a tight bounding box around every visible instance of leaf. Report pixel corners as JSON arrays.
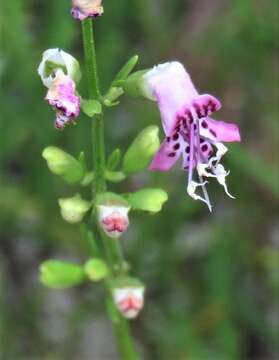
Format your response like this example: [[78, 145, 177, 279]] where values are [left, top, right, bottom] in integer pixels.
[[107, 148, 121, 170], [112, 55, 139, 84]]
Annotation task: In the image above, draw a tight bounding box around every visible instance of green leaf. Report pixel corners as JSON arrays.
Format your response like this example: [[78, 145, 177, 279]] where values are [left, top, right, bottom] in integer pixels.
[[112, 55, 139, 84], [107, 148, 121, 170], [40, 260, 85, 289], [42, 146, 85, 184], [127, 188, 168, 213], [84, 258, 109, 281], [81, 99, 102, 117]]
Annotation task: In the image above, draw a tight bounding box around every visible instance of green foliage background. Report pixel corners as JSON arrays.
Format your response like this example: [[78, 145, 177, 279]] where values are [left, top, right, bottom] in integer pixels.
[[0, 0, 278, 359]]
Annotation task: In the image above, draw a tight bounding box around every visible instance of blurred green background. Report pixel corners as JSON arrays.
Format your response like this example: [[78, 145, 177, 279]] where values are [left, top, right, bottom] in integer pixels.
[[0, 0, 278, 359]]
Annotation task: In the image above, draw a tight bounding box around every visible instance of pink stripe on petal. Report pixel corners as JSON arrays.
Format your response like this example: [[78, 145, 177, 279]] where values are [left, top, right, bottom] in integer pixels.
[[200, 117, 241, 143], [149, 139, 181, 171]]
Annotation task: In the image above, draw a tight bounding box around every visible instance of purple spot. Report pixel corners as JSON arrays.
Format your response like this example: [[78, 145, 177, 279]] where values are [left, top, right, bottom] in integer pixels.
[[209, 129, 217, 137], [168, 152, 176, 157], [172, 133, 179, 141], [166, 136, 170, 142], [201, 144, 208, 152], [185, 146, 190, 153], [201, 120, 208, 128], [173, 143, 180, 150]]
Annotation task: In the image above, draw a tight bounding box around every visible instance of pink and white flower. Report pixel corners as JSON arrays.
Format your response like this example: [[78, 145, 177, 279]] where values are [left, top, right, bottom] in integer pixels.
[[113, 286, 144, 319], [144, 62, 241, 211], [97, 204, 130, 239], [71, 0, 103, 20], [46, 70, 80, 129]]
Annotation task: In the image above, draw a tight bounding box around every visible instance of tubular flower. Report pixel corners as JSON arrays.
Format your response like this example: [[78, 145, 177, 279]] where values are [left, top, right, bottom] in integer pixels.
[[113, 286, 144, 319], [46, 70, 80, 129], [71, 0, 103, 20], [145, 62, 240, 211]]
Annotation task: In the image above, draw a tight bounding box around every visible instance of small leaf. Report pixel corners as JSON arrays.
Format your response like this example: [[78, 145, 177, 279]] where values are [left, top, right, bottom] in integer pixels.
[[112, 55, 139, 84], [81, 99, 102, 117], [84, 258, 109, 281], [127, 188, 168, 213], [40, 260, 85, 289], [107, 149, 121, 170]]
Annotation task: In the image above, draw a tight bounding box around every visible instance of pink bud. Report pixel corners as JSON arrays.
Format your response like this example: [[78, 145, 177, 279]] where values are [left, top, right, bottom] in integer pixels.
[[98, 205, 130, 239], [113, 287, 144, 319]]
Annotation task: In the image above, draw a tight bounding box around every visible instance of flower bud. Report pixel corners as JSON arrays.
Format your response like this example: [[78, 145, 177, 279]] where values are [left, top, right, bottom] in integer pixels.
[[38, 48, 81, 88], [42, 146, 85, 184], [40, 260, 85, 289], [121, 69, 153, 99], [127, 188, 168, 213], [112, 277, 145, 319], [71, 0, 103, 20], [84, 258, 109, 281], [58, 194, 91, 223], [96, 193, 130, 239], [123, 126, 160, 174]]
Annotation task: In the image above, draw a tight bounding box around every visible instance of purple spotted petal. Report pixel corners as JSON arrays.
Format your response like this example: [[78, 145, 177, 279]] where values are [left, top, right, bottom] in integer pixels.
[[149, 138, 181, 171], [200, 117, 241, 143]]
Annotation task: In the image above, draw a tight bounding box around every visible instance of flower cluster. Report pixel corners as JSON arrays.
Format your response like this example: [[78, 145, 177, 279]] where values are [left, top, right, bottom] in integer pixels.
[[38, 49, 81, 129]]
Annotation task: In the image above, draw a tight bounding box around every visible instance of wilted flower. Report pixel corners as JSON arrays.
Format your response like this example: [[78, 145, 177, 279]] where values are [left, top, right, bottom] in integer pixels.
[[38, 49, 81, 129], [71, 0, 103, 20], [112, 281, 145, 319], [143, 62, 240, 211], [46, 69, 80, 129]]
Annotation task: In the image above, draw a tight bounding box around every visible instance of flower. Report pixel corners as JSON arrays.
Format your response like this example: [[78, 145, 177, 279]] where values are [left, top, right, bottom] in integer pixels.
[[46, 70, 80, 129], [145, 62, 240, 211], [112, 282, 145, 319], [98, 205, 130, 238], [71, 0, 103, 20], [38, 49, 81, 129], [38, 48, 81, 88]]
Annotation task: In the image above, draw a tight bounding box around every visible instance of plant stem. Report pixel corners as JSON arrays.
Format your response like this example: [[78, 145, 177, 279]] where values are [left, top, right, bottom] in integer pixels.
[[81, 19, 139, 360]]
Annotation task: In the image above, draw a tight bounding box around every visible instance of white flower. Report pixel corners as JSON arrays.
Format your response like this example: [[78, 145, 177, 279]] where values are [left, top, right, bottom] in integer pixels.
[[97, 205, 130, 239]]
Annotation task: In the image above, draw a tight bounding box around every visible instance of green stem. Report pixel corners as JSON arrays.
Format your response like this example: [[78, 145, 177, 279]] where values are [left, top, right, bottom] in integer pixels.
[[81, 19, 138, 360]]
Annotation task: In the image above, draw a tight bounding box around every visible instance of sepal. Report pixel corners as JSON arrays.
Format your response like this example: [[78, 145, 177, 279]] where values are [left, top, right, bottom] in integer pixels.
[[39, 260, 85, 289], [81, 99, 102, 117]]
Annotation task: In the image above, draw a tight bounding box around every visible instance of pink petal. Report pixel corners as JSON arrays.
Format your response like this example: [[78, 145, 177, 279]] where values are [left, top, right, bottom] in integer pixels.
[[145, 62, 198, 136], [149, 139, 181, 171], [200, 117, 241, 143]]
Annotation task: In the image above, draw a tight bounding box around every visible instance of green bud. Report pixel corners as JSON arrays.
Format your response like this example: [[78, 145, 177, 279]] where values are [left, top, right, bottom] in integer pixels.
[[40, 260, 85, 289], [58, 194, 91, 223], [81, 99, 102, 117], [127, 188, 168, 213], [120, 69, 150, 99], [84, 258, 109, 281], [42, 146, 85, 184], [123, 126, 160, 174]]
